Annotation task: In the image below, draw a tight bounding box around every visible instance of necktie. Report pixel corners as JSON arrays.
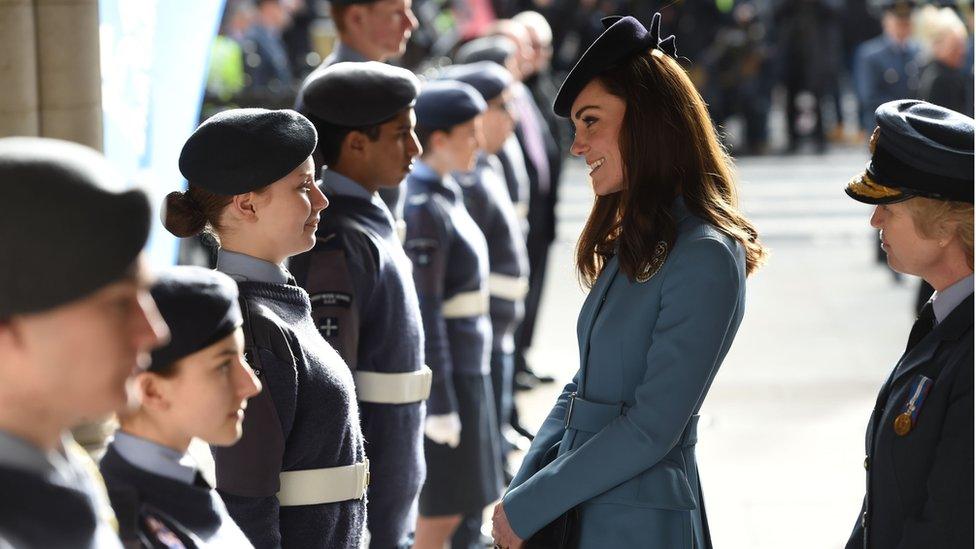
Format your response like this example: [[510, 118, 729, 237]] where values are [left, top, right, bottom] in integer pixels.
[[905, 300, 936, 352]]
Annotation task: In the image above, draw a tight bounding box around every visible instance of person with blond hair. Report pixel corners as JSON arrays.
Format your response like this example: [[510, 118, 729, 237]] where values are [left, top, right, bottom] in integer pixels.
[[844, 99, 973, 549]]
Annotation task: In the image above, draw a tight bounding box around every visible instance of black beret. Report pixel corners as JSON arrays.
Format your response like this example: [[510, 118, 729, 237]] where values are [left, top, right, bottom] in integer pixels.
[[437, 62, 513, 102], [846, 100, 974, 204], [553, 13, 677, 118], [179, 108, 317, 195], [880, 0, 916, 15], [0, 137, 150, 317], [328, 0, 379, 4], [455, 36, 516, 66], [148, 267, 243, 373], [300, 61, 421, 127], [415, 80, 488, 131]]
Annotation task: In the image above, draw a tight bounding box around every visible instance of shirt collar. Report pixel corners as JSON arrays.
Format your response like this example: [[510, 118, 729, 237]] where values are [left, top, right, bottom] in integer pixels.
[[321, 169, 373, 201], [333, 41, 369, 63], [111, 431, 198, 485], [216, 249, 290, 284], [932, 273, 974, 324], [0, 430, 88, 487]]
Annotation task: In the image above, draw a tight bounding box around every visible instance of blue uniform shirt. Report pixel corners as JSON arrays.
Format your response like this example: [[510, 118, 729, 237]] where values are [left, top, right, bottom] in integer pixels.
[[854, 35, 921, 130]]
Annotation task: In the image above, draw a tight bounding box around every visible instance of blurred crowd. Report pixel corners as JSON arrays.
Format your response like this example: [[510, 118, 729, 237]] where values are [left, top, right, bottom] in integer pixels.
[[207, 0, 974, 156]]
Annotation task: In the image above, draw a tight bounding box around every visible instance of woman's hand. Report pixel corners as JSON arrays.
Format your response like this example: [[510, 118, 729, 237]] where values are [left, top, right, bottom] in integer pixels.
[[491, 501, 525, 549]]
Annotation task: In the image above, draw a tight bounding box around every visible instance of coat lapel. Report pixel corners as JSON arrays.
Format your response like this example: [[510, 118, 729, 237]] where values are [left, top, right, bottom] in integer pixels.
[[889, 293, 974, 388], [577, 257, 619, 393]]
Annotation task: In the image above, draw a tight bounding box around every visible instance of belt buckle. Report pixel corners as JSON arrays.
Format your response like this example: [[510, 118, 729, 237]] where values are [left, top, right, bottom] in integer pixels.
[[564, 393, 577, 428]]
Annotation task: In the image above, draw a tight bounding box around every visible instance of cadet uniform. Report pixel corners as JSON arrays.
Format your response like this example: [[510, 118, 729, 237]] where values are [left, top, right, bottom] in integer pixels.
[[175, 109, 367, 549], [853, 2, 921, 131], [406, 82, 503, 517], [0, 137, 152, 549], [292, 62, 430, 549], [844, 100, 974, 549], [100, 267, 253, 548], [440, 61, 531, 452]]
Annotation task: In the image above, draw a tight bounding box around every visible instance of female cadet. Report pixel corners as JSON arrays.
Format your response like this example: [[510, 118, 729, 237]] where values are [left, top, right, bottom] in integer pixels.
[[842, 100, 973, 549], [403, 81, 503, 548], [163, 108, 367, 548], [491, 14, 767, 549], [100, 267, 260, 547]]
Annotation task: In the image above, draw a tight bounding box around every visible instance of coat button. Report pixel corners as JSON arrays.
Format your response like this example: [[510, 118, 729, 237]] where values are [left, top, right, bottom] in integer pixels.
[[864, 456, 870, 470], [862, 511, 867, 527]]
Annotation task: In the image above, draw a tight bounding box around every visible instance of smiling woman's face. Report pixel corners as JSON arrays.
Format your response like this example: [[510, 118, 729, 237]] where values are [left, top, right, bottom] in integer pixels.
[[569, 79, 627, 196]]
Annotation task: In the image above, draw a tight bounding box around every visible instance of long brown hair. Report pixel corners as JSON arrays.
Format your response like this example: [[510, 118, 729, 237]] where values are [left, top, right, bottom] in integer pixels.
[[576, 49, 767, 287]]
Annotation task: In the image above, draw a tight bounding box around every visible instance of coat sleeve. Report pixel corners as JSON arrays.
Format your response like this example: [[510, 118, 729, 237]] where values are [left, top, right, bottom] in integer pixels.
[[213, 315, 298, 549], [502, 236, 742, 539], [506, 372, 578, 491], [896, 349, 974, 548], [404, 198, 458, 415]]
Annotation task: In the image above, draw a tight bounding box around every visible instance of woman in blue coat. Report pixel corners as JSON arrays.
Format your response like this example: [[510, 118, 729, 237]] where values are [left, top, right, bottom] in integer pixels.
[[491, 14, 768, 549]]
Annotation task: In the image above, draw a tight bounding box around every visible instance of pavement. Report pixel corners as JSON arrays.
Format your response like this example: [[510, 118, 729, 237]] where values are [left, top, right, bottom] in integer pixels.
[[514, 145, 920, 549]]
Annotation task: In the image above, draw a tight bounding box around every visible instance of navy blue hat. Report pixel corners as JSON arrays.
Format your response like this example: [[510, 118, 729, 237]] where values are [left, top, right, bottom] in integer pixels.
[[148, 267, 243, 373], [846, 100, 974, 204], [0, 137, 150, 317], [553, 13, 677, 117], [300, 61, 421, 127], [179, 108, 317, 195], [437, 62, 513, 102], [415, 80, 488, 131], [455, 36, 516, 67]]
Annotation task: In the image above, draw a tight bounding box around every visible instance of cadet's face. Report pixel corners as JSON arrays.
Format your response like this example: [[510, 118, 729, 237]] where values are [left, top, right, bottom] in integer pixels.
[[150, 329, 261, 446], [12, 256, 168, 422], [870, 200, 944, 277], [482, 90, 516, 155], [363, 0, 418, 59], [365, 108, 422, 188], [441, 117, 482, 173], [252, 156, 327, 261], [570, 79, 626, 196]]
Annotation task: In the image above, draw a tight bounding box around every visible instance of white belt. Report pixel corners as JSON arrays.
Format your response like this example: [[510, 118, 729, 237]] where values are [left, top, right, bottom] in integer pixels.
[[442, 289, 489, 318], [488, 273, 529, 301], [355, 365, 432, 404], [278, 460, 370, 506], [514, 202, 529, 220]]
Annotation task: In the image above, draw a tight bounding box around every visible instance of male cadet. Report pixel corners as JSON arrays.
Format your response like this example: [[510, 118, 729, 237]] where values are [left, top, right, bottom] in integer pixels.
[[438, 61, 530, 549], [854, 0, 922, 132], [290, 61, 431, 549], [299, 0, 418, 217], [0, 137, 168, 547]]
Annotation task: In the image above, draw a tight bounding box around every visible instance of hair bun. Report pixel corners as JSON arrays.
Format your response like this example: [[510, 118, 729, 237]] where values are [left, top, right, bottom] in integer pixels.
[[162, 190, 207, 238]]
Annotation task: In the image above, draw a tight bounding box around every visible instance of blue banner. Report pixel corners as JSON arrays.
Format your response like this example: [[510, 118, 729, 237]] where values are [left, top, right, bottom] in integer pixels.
[[100, 0, 225, 267]]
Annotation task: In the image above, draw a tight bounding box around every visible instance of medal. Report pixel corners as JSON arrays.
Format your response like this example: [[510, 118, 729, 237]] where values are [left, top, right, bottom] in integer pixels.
[[892, 375, 934, 437], [893, 413, 912, 436]]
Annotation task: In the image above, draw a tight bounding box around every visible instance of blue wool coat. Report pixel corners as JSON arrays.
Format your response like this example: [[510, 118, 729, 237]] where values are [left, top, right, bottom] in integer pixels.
[[502, 197, 746, 548]]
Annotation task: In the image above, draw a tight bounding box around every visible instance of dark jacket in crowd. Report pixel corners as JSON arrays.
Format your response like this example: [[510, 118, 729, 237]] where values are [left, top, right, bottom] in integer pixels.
[[918, 60, 974, 117]]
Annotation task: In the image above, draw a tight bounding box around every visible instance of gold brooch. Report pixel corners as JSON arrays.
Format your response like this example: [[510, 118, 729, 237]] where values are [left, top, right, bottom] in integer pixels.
[[635, 241, 668, 283]]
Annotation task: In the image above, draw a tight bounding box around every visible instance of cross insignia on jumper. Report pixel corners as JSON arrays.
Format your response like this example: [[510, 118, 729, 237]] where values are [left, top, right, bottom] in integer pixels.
[[320, 317, 340, 338]]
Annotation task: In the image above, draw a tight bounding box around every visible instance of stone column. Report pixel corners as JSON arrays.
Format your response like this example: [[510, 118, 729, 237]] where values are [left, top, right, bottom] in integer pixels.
[[0, 0, 40, 136]]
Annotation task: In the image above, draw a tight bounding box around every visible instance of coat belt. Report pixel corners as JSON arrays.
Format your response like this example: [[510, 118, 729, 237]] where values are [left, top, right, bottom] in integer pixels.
[[278, 460, 370, 506], [564, 393, 700, 447], [354, 366, 432, 404]]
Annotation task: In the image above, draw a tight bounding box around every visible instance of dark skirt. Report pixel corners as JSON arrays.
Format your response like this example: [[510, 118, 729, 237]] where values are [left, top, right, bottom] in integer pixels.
[[419, 373, 503, 516]]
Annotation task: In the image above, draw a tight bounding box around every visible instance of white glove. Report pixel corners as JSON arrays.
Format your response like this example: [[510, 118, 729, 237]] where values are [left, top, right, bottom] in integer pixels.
[[425, 413, 462, 448]]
